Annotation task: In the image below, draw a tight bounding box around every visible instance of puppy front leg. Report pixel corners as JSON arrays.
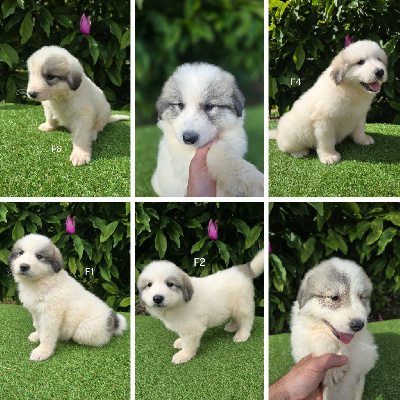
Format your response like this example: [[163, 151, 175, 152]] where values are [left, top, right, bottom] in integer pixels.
[[315, 123, 341, 164], [39, 101, 58, 132], [206, 142, 264, 197], [69, 127, 96, 166], [30, 319, 60, 361], [28, 313, 40, 342], [172, 332, 204, 364], [351, 118, 374, 145]]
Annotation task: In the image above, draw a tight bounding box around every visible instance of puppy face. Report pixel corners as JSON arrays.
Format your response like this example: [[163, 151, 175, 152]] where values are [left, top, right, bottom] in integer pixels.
[[27, 46, 83, 102], [137, 261, 194, 309], [8, 234, 64, 282], [330, 40, 387, 93], [297, 258, 372, 344], [156, 62, 245, 147]]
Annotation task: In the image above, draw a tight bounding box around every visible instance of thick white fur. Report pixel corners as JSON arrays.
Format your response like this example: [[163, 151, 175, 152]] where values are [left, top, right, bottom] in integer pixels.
[[9, 234, 127, 361], [270, 40, 388, 164], [152, 62, 264, 196], [137, 249, 264, 363], [291, 258, 378, 399], [27, 46, 129, 166]]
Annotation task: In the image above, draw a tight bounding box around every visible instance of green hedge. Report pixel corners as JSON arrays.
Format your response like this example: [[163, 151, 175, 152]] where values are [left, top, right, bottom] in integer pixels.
[[135, 202, 264, 315], [269, 0, 400, 123], [0, 202, 130, 311], [0, 0, 130, 109], [135, 0, 263, 124], [269, 202, 400, 334]]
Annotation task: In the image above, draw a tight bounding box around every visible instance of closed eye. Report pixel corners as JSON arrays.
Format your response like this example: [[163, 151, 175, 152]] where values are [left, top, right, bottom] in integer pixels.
[[46, 74, 57, 80]]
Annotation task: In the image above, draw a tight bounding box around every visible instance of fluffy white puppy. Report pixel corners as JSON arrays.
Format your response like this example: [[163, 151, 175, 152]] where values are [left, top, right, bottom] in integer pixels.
[[27, 46, 129, 166], [137, 249, 264, 364], [8, 234, 127, 361], [152, 62, 264, 197], [291, 258, 378, 399], [270, 40, 388, 164]]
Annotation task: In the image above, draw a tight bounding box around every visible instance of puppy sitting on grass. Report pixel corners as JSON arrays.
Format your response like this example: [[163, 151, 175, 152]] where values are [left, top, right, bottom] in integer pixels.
[[27, 46, 129, 166]]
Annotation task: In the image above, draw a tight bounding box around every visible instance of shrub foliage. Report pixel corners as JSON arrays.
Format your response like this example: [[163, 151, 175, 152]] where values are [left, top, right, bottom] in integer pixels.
[[0, 202, 130, 311], [135, 202, 264, 315], [269, 202, 400, 334], [269, 0, 400, 123]]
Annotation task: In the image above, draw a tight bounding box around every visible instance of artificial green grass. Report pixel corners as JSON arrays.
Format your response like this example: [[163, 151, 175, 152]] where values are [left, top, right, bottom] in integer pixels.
[[136, 104, 264, 197], [0, 104, 130, 197], [269, 121, 400, 197], [135, 315, 264, 400], [0, 304, 130, 400], [269, 319, 400, 400]]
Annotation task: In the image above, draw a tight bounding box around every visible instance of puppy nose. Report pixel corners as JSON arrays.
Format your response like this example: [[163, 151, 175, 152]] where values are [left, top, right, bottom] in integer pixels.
[[349, 319, 365, 332], [183, 131, 199, 144], [20, 263, 30, 272], [153, 295, 164, 305], [28, 91, 38, 99], [374, 68, 384, 79]]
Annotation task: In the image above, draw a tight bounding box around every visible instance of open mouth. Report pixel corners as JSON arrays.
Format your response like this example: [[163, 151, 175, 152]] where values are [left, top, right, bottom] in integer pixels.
[[360, 81, 380, 92], [332, 329, 355, 344]]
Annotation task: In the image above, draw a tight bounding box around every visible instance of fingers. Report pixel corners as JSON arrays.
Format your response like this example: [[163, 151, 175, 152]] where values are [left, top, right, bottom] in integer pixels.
[[310, 353, 348, 371]]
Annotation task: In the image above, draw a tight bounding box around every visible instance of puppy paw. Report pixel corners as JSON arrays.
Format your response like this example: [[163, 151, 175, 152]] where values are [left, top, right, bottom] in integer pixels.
[[354, 134, 374, 146], [224, 321, 238, 332], [30, 345, 54, 362], [39, 123, 57, 132], [233, 331, 250, 342], [323, 364, 348, 387], [290, 149, 310, 158], [173, 338, 182, 349], [28, 332, 40, 342], [70, 149, 91, 166], [172, 350, 195, 364], [318, 151, 341, 165]]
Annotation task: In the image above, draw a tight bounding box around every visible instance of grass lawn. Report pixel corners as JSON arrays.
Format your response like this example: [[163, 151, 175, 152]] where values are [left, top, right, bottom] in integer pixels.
[[269, 121, 400, 197], [135, 315, 264, 400], [0, 304, 130, 399], [0, 104, 130, 197], [269, 319, 400, 400], [136, 104, 264, 197]]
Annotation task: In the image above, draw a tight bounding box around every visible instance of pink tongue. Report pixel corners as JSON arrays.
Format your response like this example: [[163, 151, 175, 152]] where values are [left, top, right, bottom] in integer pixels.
[[369, 82, 380, 91], [339, 332, 355, 344]]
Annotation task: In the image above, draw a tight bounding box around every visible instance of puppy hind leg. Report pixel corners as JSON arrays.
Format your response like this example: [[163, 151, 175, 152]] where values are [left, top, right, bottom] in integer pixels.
[[224, 319, 239, 332], [351, 118, 374, 145]]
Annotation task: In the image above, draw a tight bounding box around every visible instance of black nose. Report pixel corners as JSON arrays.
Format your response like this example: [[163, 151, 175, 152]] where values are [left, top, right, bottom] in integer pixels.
[[183, 131, 199, 144], [153, 295, 164, 305], [349, 319, 365, 332], [28, 91, 38, 99], [374, 68, 384, 79], [20, 263, 30, 272]]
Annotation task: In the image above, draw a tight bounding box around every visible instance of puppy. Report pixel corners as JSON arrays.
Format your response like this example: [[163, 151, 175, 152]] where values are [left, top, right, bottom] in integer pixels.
[[270, 40, 388, 164], [27, 46, 129, 166], [8, 234, 127, 361], [137, 249, 264, 363], [291, 258, 378, 399], [152, 62, 264, 197]]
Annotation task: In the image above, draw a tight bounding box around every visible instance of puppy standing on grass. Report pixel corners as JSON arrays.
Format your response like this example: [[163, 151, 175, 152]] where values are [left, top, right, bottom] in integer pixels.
[[8, 234, 127, 361], [137, 249, 264, 364], [27, 46, 129, 166]]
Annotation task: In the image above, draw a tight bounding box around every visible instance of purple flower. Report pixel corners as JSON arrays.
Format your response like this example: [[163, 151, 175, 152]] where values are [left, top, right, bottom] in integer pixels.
[[208, 219, 218, 240], [66, 215, 76, 234], [269, 242, 272, 254], [80, 14, 91, 35], [344, 35, 354, 48]]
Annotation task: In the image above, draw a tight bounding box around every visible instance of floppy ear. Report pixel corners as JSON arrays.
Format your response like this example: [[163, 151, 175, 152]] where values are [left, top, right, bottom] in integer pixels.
[[50, 245, 64, 272], [232, 82, 245, 117], [297, 275, 312, 309], [67, 70, 82, 91], [156, 96, 169, 119], [179, 271, 194, 302], [330, 52, 349, 85], [7, 247, 19, 265]]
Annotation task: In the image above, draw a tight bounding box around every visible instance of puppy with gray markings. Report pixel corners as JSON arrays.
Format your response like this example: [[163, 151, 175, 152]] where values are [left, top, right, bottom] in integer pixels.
[[152, 62, 264, 197], [137, 249, 264, 363], [291, 258, 377, 400], [27, 46, 129, 166], [270, 40, 387, 164], [8, 233, 127, 361]]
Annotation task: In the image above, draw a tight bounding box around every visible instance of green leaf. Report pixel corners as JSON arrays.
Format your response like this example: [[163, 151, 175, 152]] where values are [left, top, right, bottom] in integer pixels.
[[72, 235, 84, 259], [230, 218, 251, 237], [384, 211, 400, 226], [100, 221, 119, 243], [68, 257, 77, 275], [2, 0, 18, 18], [60, 31, 77, 47], [377, 227, 397, 255], [155, 229, 167, 258], [121, 29, 130, 49], [135, 204, 151, 232], [0, 204, 8, 223], [38, 7, 53, 37], [54, 14, 74, 29], [86, 35, 100, 64], [293, 43, 305, 71], [244, 225, 263, 250], [106, 68, 122, 86], [301, 236, 316, 263], [215, 241, 230, 266], [102, 283, 118, 294], [12, 221, 24, 241], [308, 202, 323, 215], [119, 297, 131, 307], [366, 219, 383, 245], [104, 18, 122, 41], [99, 262, 111, 282], [185, 219, 202, 229], [20, 12, 33, 45], [191, 237, 207, 253]]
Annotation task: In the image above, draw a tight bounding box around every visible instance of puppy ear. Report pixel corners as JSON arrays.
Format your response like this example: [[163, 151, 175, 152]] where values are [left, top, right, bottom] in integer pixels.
[[232, 82, 245, 117], [156, 96, 169, 120], [50, 245, 64, 273], [330, 53, 349, 85], [179, 271, 194, 302], [297, 275, 311, 309], [7, 246, 19, 265], [67, 70, 82, 91]]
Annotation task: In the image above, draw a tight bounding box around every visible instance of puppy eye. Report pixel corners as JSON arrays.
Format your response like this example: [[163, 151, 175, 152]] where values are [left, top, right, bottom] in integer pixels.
[[18, 250, 24, 256], [147, 282, 152, 288], [36, 254, 43, 260], [177, 103, 184, 110], [357, 60, 365, 65], [46, 74, 56, 80], [204, 104, 214, 112], [166, 282, 174, 288], [377, 57, 381, 61], [331, 295, 340, 302]]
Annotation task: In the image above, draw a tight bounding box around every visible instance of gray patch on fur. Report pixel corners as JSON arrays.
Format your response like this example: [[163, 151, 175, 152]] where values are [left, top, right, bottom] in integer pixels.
[[36, 242, 64, 272], [107, 310, 118, 333], [167, 272, 194, 302], [156, 78, 183, 119]]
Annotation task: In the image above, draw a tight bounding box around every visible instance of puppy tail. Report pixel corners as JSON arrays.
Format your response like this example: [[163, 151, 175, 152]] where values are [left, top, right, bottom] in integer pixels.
[[114, 313, 128, 336], [269, 129, 278, 140], [249, 249, 264, 278], [109, 114, 130, 123]]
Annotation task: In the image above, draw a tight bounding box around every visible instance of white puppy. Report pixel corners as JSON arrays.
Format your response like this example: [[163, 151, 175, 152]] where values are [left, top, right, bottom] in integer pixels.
[[152, 62, 264, 197], [27, 46, 129, 166], [291, 258, 378, 399], [270, 40, 387, 164], [8, 234, 127, 361], [137, 249, 264, 363]]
